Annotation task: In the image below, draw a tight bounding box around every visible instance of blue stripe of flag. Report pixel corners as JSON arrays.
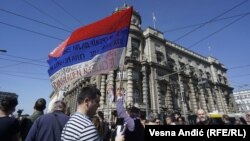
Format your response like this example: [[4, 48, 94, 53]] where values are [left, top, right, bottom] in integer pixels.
[[47, 27, 129, 76]]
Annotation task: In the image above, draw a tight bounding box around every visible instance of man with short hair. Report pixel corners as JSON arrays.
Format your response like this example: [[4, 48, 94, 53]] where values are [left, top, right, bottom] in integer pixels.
[[26, 100, 69, 141], [20, 98, 47, 140], [29, 98, 46, 123], [61, 85, 101, 141], [0, 94, 20, 141], [155, 118, 161, 125], [222, 114, 233, 125], [146, 113, 157, 125]]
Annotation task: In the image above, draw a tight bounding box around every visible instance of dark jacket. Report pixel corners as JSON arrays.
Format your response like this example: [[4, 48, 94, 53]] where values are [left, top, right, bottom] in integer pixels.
[[0, 116, 20, 141], [124, 118, 145, 141], [195, 117, 213, 125], [25, 111, 69, 141], [20, 111, 44, 140], [28, 110, 44, 123]]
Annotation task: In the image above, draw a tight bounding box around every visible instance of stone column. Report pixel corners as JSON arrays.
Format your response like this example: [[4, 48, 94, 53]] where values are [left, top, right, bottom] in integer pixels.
[[199, 88, 208, 112], [166, 84, 173, 111], [188, 79, 198, 113], [229, 93, 239, 113], [214, 87, 223, 112], [142, 65, 148, 104], [141, 64, 149, 118], [156, 80, 161, 114], [178, 74, 187, 120], [75, 89, 78, 112], [217, 88, 227, 113], [126, 63, 134, 106], [225, 93, 230, 113], [106, 70, 115, 120], [221, 91, 229, 113], [73, 89, 78, 113], [206, 87, 216, 112], [107, 71, 115, 88], [150, 67, 157, 114], [100, 74, 106, 109]]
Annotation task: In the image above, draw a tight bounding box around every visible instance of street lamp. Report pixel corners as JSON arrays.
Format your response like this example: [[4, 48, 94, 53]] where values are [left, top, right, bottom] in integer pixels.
[[0, 49, 7, 53]]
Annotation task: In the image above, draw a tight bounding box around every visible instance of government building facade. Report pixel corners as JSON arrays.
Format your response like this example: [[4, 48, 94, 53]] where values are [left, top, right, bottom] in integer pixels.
[[49, 6, 238, 119], [234, 90, 250, 113]]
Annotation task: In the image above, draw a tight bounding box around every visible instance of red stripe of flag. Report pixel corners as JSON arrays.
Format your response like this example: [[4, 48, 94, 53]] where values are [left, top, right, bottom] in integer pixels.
[[49, 7, 133, 58]]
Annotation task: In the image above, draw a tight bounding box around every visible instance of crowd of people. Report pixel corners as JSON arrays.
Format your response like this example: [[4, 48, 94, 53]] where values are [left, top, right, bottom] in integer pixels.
[[1, 86, 250, 141], [141, 109, 249, 126]]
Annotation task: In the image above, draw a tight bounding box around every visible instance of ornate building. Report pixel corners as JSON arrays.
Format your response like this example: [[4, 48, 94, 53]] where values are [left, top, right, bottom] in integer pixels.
[[234, 90, 250, 112], [54, 6, 238, 119]]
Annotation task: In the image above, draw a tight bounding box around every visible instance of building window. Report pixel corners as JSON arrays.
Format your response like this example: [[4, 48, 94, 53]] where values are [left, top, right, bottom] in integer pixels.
[[199, 69, 203, 78], [132, 71, 140, 80], [132, 18, 137, 24], [156, 51, 164, 64], [131, 49, 139, 60], [179, 62, 185, 70], [217, 74, 222, 83], [223, 76, 228, 84], [133, 89, 140, 104], [131, 38, 140, 60], [155, 43, 161, 48], [190, 66, 195, 74], [178, 55, 182, 60], [155, 43, 161, 52], [206, 72, 211, 80], [116, 71, 127, 80], [132, 38, 140, 49]]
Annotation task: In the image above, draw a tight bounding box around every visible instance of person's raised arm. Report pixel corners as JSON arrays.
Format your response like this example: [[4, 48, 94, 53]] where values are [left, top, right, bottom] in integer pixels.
[[116, 89, 134, 131]]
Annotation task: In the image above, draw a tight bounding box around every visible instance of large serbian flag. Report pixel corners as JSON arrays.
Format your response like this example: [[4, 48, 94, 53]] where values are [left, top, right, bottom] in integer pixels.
[[47, 7, 133, 92]]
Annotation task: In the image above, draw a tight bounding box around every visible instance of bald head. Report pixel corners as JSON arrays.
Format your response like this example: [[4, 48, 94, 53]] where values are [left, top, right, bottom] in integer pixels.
[[52, 100, 66, 113], [196, 109, 208, 123], [196, 109, 206, 116], [246, 111, 250, 120]]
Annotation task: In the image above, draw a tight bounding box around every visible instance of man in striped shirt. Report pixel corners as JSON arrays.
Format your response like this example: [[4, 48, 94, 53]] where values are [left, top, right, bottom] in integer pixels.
[[61, 85, 101, 141]]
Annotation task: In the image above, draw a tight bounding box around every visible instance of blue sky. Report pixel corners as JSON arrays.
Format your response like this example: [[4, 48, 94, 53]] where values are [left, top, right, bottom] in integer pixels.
[[0, 0, 249, 115]]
